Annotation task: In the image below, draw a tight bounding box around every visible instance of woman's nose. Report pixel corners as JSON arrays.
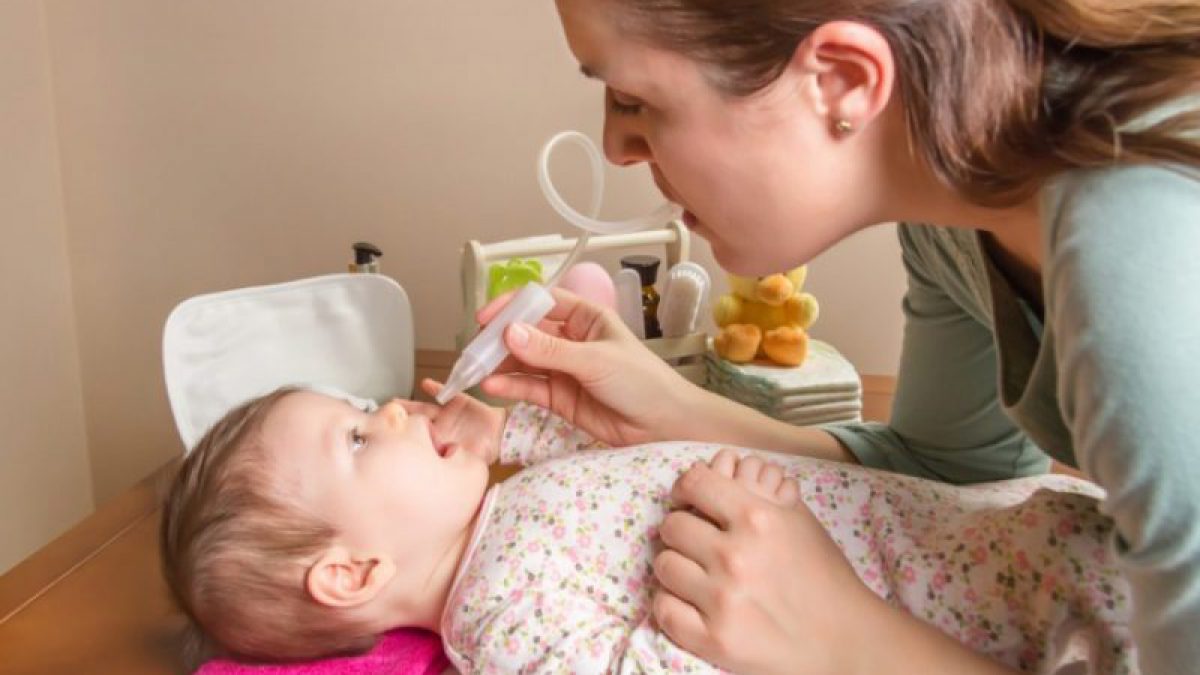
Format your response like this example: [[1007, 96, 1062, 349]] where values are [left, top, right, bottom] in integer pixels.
[[603, 111, 653, 167]]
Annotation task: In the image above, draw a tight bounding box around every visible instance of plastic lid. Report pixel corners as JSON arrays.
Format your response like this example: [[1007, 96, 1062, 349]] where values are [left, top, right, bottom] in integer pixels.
[[620, 255, 661, 286]]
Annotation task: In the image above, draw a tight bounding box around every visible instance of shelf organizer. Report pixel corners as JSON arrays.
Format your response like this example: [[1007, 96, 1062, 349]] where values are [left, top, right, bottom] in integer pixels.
[[458, 220, 708, 387]]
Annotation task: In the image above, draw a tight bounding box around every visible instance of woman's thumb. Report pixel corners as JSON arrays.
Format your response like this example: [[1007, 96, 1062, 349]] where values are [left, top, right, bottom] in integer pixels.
[[505, 322, 577, 372]]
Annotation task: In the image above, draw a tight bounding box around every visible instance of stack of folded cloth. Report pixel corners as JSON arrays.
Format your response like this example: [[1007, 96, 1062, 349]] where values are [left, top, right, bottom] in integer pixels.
[[705, 339, 862, 425]]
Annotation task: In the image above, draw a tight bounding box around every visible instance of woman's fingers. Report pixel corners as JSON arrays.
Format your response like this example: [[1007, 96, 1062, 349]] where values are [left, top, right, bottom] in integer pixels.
[[476, 286, 589, 326], [501, 322, 613, 383], [478, 372, 553, 408], [658, 507, 724, 571], [776, 478, 801, 506], [487, 354, 550, 378], [757, 462, 785, 496], [653, 549, 712, 611], [709, 448, 739, 478], [733, 455, 765, 489], [651, 588, 711, 655]]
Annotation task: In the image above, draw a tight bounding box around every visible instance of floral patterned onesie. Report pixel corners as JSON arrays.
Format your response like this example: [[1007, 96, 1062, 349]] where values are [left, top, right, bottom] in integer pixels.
[[439, 404, 1133, 674]]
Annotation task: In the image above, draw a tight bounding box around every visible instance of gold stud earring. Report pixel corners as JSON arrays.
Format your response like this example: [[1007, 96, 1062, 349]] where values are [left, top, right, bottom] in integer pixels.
[[834, 119, 854, 135]]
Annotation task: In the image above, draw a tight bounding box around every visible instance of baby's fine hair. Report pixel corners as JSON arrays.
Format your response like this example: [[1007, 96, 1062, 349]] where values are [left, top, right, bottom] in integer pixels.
[[159, 387, 378, 663]]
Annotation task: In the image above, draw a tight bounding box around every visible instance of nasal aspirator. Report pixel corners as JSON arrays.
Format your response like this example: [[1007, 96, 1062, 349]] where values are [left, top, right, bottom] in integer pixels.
[[435, 131, 681, 404]]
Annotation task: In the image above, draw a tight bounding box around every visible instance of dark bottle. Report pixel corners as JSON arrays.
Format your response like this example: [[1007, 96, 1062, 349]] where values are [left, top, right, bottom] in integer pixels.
[[349, 241, 383, 274], [620, 255, 662, 339]]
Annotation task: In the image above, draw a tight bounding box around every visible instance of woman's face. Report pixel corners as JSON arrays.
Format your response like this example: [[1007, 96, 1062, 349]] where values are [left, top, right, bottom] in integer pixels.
[[555, 0, 872, 274]]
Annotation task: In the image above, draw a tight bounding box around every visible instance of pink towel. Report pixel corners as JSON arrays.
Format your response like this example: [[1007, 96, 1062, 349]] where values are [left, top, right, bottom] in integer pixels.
[[196, 628, 449, 675]]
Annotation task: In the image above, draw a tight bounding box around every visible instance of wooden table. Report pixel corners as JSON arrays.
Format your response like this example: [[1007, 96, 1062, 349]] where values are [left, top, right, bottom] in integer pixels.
[[0, 356, 894, 674]]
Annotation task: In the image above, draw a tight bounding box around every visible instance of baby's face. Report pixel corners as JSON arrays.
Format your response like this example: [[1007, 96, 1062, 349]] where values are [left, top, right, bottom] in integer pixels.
[[260, 391, 489, 569]]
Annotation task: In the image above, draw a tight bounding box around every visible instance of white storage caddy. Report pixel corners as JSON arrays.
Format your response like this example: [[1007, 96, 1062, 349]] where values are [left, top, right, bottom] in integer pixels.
[[163, 273, 414, 450], [459, 221, 708, 386]]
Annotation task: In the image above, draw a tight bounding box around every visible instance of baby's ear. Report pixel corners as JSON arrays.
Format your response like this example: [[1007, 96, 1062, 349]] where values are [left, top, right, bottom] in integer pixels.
[[305, 546, 396, 608]]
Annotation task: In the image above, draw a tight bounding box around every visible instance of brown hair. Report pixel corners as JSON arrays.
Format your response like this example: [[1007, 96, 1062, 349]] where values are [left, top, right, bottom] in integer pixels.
[[615, 0, 1200, 205], [159, 388, 378, 664]]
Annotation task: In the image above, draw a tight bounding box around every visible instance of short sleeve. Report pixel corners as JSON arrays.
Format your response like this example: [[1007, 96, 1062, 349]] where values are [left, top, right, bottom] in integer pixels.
[[499, 403, 608, 465]]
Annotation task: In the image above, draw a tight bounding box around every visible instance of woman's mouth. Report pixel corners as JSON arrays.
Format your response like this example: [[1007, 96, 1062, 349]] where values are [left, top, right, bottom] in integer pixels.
[[682, 210, 699, 230]]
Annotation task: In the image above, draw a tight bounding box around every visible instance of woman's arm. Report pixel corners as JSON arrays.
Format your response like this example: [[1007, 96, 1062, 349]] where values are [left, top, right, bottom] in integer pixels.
[[475, 236, 1049, 476], [476, 287, 854, 462], [822, 224, 1052, 483], [1044, 165, 1200, 673], [684, 386, 856, 462], [684, 223, 1056, 478]]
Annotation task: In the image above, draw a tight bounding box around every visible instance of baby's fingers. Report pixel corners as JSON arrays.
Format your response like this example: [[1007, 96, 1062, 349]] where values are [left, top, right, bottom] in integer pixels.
[[398, 391, 441, 417], [419, 378, 450, 399]]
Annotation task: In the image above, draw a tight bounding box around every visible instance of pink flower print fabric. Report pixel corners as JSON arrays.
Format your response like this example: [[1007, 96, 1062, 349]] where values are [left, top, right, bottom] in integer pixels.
[[440, 405, 1132, 674]]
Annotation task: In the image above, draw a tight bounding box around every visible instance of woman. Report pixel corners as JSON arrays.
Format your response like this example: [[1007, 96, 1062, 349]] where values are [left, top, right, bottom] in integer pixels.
[[479, 1, 1200, 672]]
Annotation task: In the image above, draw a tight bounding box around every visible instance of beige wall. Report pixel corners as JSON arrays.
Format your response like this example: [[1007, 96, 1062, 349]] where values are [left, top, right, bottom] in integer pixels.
[[6, 0, 904, 533], [0, 0, 93, 573]]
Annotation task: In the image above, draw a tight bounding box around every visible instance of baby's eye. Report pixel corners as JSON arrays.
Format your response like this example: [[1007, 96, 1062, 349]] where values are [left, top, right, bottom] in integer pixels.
[[349, 427, 368, 454]]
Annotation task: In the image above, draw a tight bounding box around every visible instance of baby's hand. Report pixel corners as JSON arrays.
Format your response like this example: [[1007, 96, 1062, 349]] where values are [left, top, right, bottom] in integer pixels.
[[707, 448, 799, 507], [399, 379, 506, 465]]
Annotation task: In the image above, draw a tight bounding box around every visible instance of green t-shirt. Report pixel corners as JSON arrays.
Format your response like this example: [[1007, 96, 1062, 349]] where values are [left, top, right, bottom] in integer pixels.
[[825, 164, 1200, 672]]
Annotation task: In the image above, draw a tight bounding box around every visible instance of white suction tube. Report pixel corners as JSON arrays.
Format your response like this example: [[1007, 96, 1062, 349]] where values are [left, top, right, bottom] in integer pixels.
[[436, 132, 681, 404]]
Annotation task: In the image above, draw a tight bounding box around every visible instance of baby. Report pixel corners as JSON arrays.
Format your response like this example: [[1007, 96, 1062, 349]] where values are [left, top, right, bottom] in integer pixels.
[[161, 383, 1134, 673]]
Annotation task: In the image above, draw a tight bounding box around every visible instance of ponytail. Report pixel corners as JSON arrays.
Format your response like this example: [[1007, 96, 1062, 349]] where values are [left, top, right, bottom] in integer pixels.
[[983, 0, 1200, 203]]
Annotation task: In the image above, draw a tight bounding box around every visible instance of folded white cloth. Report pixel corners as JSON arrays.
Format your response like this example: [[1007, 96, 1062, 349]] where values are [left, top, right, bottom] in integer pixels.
[[705, 340, 861, 396], [775, 410, 862, 425], [770, 400, 861, 418], [753, 390, 860, 409], [705, 339, 864, 427]]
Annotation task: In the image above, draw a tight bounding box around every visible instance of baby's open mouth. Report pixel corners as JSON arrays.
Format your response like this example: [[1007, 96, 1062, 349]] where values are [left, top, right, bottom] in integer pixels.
[[429, 424, 456, 458]]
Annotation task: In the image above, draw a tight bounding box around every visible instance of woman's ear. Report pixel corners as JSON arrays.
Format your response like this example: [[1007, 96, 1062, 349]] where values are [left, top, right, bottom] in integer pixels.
[[306, 546, 397, 608], [790, 21, 895, 137]]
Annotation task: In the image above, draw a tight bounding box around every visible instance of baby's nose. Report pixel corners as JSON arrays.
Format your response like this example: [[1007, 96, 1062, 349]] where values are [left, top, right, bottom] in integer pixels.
[[379, 400, 407, 427]]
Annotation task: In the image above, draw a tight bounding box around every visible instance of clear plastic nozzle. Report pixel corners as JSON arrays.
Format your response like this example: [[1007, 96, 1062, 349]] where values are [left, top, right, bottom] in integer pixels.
[[436, 283, 555, 404]]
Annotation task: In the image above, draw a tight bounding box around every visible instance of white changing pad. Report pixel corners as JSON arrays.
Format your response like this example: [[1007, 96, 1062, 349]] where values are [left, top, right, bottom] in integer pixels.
[[163, 274, 414, 450]]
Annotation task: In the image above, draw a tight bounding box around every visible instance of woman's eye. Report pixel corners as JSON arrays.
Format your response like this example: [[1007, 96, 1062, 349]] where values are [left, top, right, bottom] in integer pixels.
[[606, 88, 643, 116], [349, 428, 368, 454]]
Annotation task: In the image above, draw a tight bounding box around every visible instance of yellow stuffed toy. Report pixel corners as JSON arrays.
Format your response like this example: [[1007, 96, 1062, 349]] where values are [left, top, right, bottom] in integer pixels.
[[713, 267, 819, 367]]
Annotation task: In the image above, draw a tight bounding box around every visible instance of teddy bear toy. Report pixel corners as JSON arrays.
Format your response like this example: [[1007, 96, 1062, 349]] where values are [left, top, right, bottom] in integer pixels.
[[712, 266, 820, 367]]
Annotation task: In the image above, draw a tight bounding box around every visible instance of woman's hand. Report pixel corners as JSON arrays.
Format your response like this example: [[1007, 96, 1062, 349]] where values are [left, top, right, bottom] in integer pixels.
[[652, 464, 1016, 675], [399, 379, 506, 464], [652, 461, 868, 674], [476, 287, 703, 447]]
